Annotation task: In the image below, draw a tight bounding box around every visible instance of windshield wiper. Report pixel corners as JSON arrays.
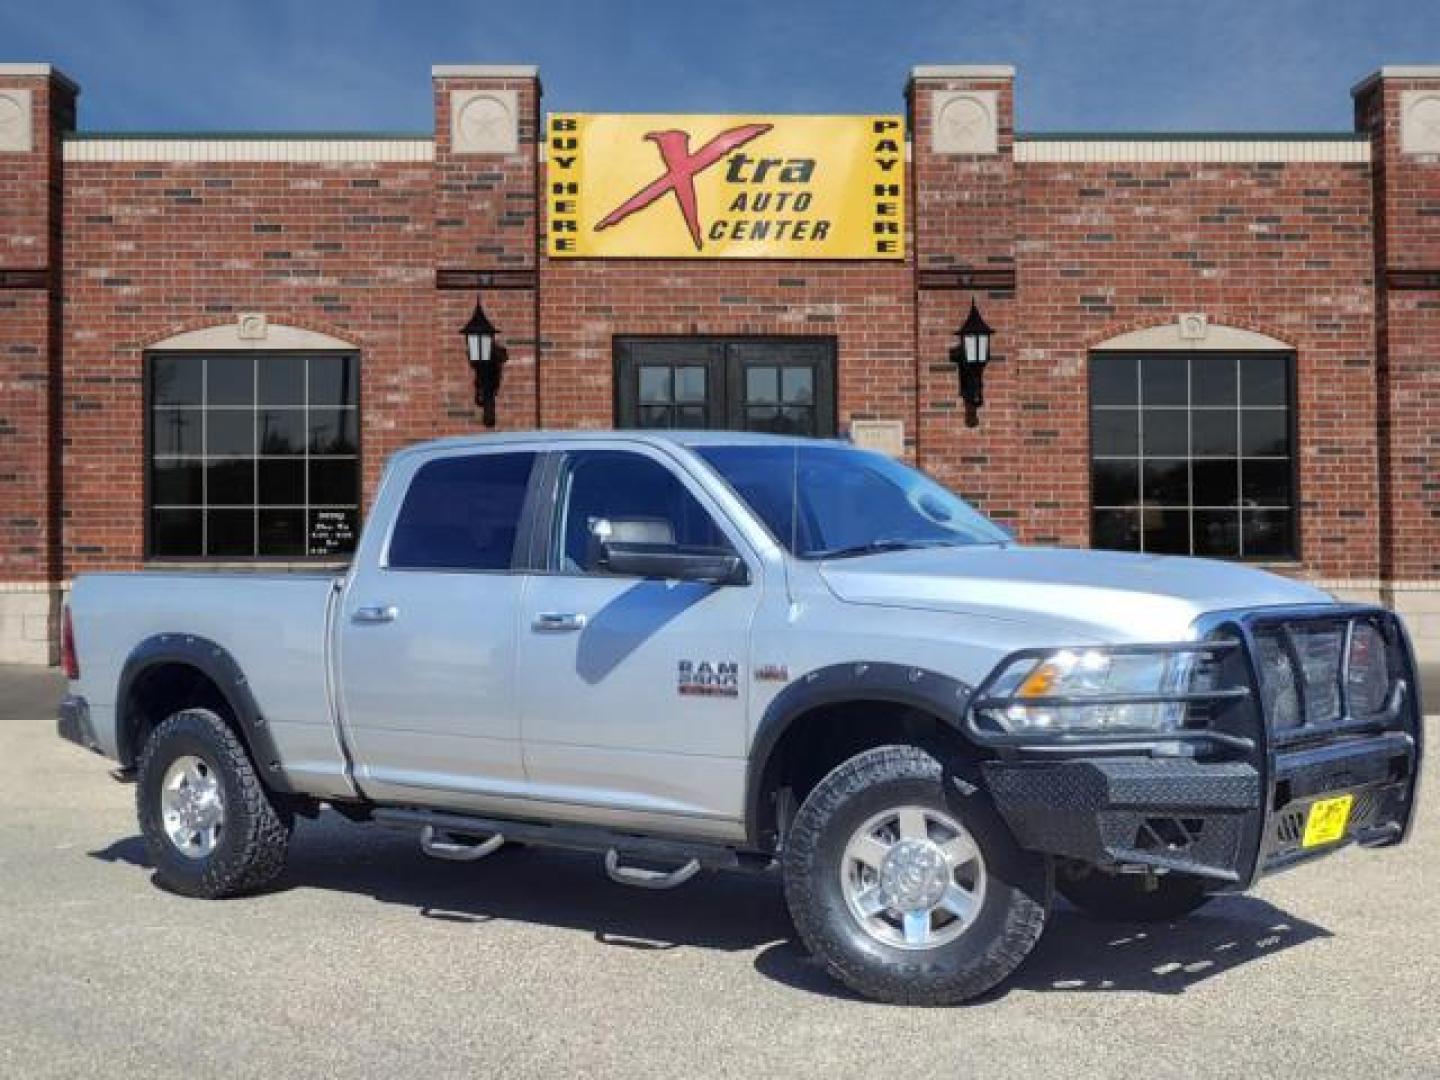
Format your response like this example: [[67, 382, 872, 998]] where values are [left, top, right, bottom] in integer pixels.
[[807, 538, 963, 560]]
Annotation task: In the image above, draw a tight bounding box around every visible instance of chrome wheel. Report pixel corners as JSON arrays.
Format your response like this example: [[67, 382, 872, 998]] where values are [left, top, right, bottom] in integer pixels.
[[159, 755, 225, 859], [840, 804, 986, 950]]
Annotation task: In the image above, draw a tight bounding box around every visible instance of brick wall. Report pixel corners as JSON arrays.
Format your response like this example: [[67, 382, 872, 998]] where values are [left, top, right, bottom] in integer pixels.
[[0, 68, 73, 661], [0, 70, 72, 586], [60, 155, 437, 571], [1010, 156, 1378, 577], [431, 71, 541, 435], [908, 72, 1380, 579], [536, 259, 915, 435], [2, 59, 1438, 664], [1356, 71, 1440, 648], [1356, 73, 1440, 581], [910, 71, 1022, 529]]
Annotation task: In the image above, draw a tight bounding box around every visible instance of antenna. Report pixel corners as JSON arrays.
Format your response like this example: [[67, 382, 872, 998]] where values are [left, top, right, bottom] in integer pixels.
[[790, 445, 800, 555]]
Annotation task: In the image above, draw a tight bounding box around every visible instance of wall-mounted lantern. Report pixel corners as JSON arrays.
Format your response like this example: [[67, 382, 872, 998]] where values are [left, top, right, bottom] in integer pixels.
[[948, 299, 994, 428], [461, 294, 506, 428]]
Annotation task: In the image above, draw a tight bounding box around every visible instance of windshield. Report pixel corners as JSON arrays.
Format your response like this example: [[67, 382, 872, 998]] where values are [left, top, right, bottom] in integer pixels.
[[696, 443, 1010, 559]]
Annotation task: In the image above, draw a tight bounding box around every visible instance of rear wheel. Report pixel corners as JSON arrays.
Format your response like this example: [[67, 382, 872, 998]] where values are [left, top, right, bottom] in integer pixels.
[[782, 744, 1051, 1005], [136, 708, 292, 898], [1057, 862, 1212, 922]]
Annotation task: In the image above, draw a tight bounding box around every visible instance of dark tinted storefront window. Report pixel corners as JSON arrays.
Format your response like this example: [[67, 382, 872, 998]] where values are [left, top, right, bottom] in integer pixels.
[[1090, 351, 1295, 559], [614, 337, 836, 436], [148, 353, 360, 558]]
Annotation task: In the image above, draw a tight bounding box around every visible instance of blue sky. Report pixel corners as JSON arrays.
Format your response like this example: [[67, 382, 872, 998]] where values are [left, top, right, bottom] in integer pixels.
[[3, 0, 1437, 133]]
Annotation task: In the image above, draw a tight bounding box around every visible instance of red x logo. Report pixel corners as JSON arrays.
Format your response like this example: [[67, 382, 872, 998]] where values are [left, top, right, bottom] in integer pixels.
[[595, 123, 773, 251]]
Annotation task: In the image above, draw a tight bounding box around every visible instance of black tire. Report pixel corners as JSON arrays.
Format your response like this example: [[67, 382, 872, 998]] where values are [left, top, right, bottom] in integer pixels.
[[1057, 862, 1213, 922], [136, 708, 293, 898], [782, 744, 1051, 1006]]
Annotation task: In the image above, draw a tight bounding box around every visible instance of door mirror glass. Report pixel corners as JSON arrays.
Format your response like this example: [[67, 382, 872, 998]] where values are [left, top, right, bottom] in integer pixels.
[[600, 541, 748, 585], [586, 516, 746, 584]]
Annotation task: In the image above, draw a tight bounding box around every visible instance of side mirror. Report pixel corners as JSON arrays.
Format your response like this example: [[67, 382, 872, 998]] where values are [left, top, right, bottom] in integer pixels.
[[601, 541, 749, 586]]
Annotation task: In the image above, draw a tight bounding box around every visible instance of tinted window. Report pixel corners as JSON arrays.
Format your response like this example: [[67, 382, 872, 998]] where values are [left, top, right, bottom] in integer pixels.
[[147, 352, 360, 559], [1089, 350, 1295, 559], [556, 450, 731, 574], [389, 452, 536, 571], [697, 444, 1008, 558]]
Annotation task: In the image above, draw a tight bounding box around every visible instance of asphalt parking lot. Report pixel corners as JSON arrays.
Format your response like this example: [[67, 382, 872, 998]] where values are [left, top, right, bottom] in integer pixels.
[[2, 664, 1436, 1079]]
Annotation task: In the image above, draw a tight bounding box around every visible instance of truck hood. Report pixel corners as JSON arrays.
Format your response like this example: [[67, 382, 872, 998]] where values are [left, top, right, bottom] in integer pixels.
[[817, 545, 1334, 642]]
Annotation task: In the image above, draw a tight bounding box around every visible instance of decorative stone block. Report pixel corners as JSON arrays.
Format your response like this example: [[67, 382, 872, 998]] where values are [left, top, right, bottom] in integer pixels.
[[1400, 91, 1440, 155], [451, 88, 519, 155], [932, 90, 998, 155], [0, 587, 58, 665], [237, 312, 268, 340], [0, 87, 33, 152], [1178, 313, 1209, 340], [850, 419, 906, 457]]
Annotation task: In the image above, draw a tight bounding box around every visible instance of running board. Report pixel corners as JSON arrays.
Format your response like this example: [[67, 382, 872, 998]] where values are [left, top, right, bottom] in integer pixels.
[[604, 849, 701, 890], [420, 825, 506, 862], [372, 806, 749, 873]]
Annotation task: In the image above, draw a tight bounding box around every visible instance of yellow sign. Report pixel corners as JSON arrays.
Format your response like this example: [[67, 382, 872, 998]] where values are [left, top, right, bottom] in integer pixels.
[[1301, 794, 1353, 848], [547, 113, 905, 259]]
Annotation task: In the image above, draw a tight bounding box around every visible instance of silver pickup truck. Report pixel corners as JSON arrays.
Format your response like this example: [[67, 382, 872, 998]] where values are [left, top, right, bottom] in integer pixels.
[[58, 431, 1423, 1005]]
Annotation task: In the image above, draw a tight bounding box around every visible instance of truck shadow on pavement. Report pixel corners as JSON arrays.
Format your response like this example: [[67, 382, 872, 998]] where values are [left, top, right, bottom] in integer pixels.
[[755, 896, 1332, 1002], [91, 809, 1331, 1003]]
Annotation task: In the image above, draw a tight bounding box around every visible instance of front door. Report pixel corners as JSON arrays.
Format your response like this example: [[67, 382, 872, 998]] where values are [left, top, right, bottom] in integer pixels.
[[516, 443, 760, 835], [615, 337, 836, 436]]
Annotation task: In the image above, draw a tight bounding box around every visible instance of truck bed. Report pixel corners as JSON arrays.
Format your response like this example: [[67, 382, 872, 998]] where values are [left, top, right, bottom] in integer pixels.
[[68, 571, 354, 797]]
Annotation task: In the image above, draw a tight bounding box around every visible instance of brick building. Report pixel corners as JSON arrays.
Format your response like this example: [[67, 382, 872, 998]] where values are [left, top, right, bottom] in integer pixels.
[[1, 61, 1437, 664]]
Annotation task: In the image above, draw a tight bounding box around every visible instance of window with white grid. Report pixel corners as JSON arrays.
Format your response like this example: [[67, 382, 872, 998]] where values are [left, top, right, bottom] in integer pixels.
[[1089, 351, 1295, 560], [146, 352, 360, 559]]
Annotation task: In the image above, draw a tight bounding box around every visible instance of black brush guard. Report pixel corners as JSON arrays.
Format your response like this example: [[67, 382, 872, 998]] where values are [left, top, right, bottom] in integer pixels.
[[965, 605, 1423, 888]]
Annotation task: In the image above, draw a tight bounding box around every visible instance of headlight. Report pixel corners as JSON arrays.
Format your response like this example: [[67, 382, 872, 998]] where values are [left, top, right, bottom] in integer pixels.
[[1346, 621, 1391, 717], [978, 647, 1195, 735]]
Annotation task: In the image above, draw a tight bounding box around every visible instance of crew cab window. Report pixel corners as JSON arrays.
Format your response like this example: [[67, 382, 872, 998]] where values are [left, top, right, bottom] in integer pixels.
[[555, 450, 732, 574], [388, 452, 536, 571]]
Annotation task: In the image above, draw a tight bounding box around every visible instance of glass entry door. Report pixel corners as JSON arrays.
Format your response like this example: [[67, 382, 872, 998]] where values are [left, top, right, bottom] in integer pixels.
[[615, 337, 836, 437]]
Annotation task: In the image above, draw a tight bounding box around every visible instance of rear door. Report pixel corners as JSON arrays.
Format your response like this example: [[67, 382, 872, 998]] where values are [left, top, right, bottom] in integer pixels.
[[337, 446, 540, 808]]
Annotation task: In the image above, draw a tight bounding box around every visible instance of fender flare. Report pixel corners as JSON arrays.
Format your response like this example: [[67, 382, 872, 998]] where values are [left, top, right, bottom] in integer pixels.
[[117, 633, 294, 793], [744, 661, 975, 847]]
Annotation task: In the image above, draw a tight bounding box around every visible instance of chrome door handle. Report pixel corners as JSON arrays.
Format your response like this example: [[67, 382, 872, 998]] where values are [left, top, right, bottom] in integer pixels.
[[352, 604, 399, 624], [532, 612, 587, 633]]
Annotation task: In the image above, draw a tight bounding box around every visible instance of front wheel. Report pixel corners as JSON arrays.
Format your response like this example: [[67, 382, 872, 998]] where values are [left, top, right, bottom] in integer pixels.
[[782, 744, 1051, 1006], [136, 708, 292, 898]]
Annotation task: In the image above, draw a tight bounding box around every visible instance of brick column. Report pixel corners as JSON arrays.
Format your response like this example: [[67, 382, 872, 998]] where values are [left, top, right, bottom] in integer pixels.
[[908, 66, 1022, 527], [430, 65, 541, 433], [1354, 66, 1440, 657], [0, 64, 75, 663]]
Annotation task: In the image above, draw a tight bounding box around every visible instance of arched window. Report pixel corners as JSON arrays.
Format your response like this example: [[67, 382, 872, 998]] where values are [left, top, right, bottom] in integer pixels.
[[144, 324, 360, 559], [1088, 324, 1296, 560]]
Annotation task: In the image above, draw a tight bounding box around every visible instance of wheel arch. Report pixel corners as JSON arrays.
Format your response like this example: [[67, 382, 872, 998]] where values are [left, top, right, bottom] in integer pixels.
[[116, 634, 293, 793], [745, 662, 979, 850]]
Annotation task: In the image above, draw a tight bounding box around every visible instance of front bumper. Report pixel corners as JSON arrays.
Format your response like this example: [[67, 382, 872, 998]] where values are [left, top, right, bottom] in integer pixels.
[[984, 731, 1417, 885], [57, 694, 102, 755], [971, 604, 1423, 889]]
